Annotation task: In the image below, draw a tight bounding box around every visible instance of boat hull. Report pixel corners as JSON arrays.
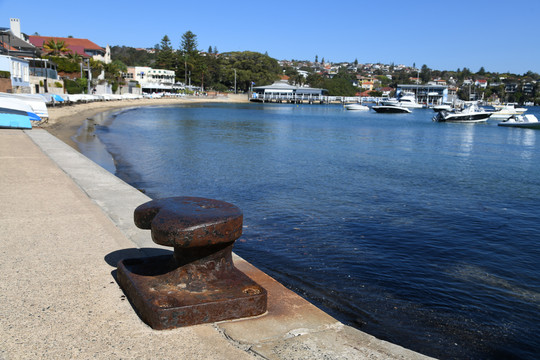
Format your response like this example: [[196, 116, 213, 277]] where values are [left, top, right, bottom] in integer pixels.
[[497, 114, 540, 129], [372, 106, 411, 113], [0, 108, 32, 129]]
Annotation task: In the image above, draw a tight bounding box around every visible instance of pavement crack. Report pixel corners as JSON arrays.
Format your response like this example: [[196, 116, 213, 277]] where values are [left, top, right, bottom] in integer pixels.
[[212, 324, 269, 359]]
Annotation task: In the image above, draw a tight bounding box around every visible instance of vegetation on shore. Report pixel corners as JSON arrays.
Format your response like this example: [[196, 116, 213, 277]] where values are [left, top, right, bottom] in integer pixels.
[[45, 30, 540, 102]]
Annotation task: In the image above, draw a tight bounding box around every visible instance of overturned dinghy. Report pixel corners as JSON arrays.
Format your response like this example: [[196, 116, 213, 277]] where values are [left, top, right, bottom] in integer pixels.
[[0, 108, 33, 129]]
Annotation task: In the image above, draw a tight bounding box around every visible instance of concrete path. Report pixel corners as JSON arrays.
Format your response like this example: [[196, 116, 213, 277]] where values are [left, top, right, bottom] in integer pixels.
[[0, 129, 434, 359]]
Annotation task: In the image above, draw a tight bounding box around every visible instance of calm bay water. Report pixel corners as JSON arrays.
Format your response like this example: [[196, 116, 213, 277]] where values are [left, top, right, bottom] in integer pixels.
[[84, 103, 540, 359]]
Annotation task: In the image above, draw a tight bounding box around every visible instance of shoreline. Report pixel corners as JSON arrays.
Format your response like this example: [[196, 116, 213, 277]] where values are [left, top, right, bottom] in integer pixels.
[[37, 94, 250, 150]]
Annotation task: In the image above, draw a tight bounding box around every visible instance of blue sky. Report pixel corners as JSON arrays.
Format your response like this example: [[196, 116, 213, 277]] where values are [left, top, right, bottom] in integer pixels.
[[1, 0, 539, 74]]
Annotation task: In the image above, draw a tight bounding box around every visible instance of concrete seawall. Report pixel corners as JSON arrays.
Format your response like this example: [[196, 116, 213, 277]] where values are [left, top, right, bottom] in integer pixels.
[[0, 129, 434, 359]]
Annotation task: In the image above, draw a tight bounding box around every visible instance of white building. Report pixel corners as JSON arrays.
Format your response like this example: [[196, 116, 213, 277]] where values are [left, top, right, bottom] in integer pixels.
[[125, 66, 176, 93], [0, 55, 30, 93]]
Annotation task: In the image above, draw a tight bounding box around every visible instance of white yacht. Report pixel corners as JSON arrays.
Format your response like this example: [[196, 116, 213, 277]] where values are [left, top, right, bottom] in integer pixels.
[[489, 103, 527, 120], [396, 93, 423, 108]]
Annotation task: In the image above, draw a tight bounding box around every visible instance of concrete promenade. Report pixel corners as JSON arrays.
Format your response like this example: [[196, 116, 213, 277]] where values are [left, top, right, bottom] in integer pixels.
[[0, 129, 434, 359]]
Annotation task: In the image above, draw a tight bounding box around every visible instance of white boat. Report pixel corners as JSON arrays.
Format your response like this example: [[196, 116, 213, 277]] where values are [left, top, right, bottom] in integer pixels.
[[372, 105, 411, 113], [0, 96, 40, 121], [489, 103, 527, 120], [379, 97, 400, 106], [0, 108, 33, 129], [432, 104, 453, 112], [432, 102, 492, 123], [0, 97, 38, 129], [498, 114, 540, 129], [396, 93, 423, 108], [0, 93, 49, 119], [345, 103, 369, 111]]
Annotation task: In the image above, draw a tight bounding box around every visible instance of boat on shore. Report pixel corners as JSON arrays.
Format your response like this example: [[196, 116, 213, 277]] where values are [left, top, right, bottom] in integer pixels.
[[0, 93, 48, 119], [432, 102, 492, 123], [498, 114, 540, 129], [0, 96, 40, 129], [0, 107, 33, 129], [372, 105, 411, 113]]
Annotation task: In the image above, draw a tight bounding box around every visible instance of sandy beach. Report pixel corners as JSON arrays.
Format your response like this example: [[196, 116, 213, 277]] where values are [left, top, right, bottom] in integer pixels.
[[37, 93, 249, 149]]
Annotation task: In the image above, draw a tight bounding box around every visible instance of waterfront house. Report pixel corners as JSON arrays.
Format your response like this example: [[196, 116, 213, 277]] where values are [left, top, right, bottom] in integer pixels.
[[0, 19, 63, 94], [28, 35, 111, 64], [0, 19, 42, 59], [396, 84, 449, 105], [0, 54, 30, 93], [251, 81, 328, 103], [124, 66, 176, 93]]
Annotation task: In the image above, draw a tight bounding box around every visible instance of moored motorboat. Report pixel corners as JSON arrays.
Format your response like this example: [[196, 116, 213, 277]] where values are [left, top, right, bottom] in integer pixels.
[[432, 102, 491, 123], [345, 103, 369, 111], [396, 93, 423, 108], [489, 103, 527, 120], [372, 105, 411, 113], [498, 114, 540, 129]]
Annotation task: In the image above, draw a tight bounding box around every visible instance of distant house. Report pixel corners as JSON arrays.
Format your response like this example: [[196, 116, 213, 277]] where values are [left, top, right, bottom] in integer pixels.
[[505, 83, 518, 93], [475, 79, 487, 88], [396, 84, 449, 105], [523, 83, 535, 96], [379, 87, 393, 97], [28, 35, 111, 64]]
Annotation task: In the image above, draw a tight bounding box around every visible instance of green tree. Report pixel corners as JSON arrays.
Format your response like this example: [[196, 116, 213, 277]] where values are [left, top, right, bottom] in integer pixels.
[[420, 64, 430, 83], [155, 35, 175, 70], [323, 77, 357, 96], [179, 31, 200, 85], [219, 51, 280, 91], [110, 46, 155, 66]]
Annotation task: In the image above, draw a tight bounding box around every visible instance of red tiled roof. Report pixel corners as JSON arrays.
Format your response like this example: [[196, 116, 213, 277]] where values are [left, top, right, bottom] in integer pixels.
[[0, 41, 17, 52], [28, 35, 103, 57]]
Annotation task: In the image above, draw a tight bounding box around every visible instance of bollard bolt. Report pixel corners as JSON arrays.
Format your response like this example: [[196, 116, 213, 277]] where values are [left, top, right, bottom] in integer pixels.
[[117, 196, 267, 329]]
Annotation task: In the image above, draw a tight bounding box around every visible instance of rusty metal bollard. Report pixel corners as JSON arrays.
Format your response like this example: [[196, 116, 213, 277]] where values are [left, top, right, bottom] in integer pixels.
[[116, 196, 267, 329]]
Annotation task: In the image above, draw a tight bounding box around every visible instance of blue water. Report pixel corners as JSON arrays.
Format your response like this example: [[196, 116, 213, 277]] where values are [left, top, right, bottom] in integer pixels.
[[89, 103, 540, 359]]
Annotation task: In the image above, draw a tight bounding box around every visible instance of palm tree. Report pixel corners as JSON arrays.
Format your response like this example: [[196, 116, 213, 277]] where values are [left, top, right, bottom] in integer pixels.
[[43, 39, 71, 56], [66, 52, 82, 62]]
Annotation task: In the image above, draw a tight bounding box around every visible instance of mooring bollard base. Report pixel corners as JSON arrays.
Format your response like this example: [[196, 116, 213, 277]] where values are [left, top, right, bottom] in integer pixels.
[[117, 254, 267, 330]]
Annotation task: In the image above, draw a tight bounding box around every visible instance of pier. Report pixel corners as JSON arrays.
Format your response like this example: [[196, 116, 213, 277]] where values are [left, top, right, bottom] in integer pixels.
[[250, 93, 381, 104]]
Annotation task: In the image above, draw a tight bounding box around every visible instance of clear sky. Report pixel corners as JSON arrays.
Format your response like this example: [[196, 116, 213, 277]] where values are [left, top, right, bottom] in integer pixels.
[[1, 0, 539, 74]]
